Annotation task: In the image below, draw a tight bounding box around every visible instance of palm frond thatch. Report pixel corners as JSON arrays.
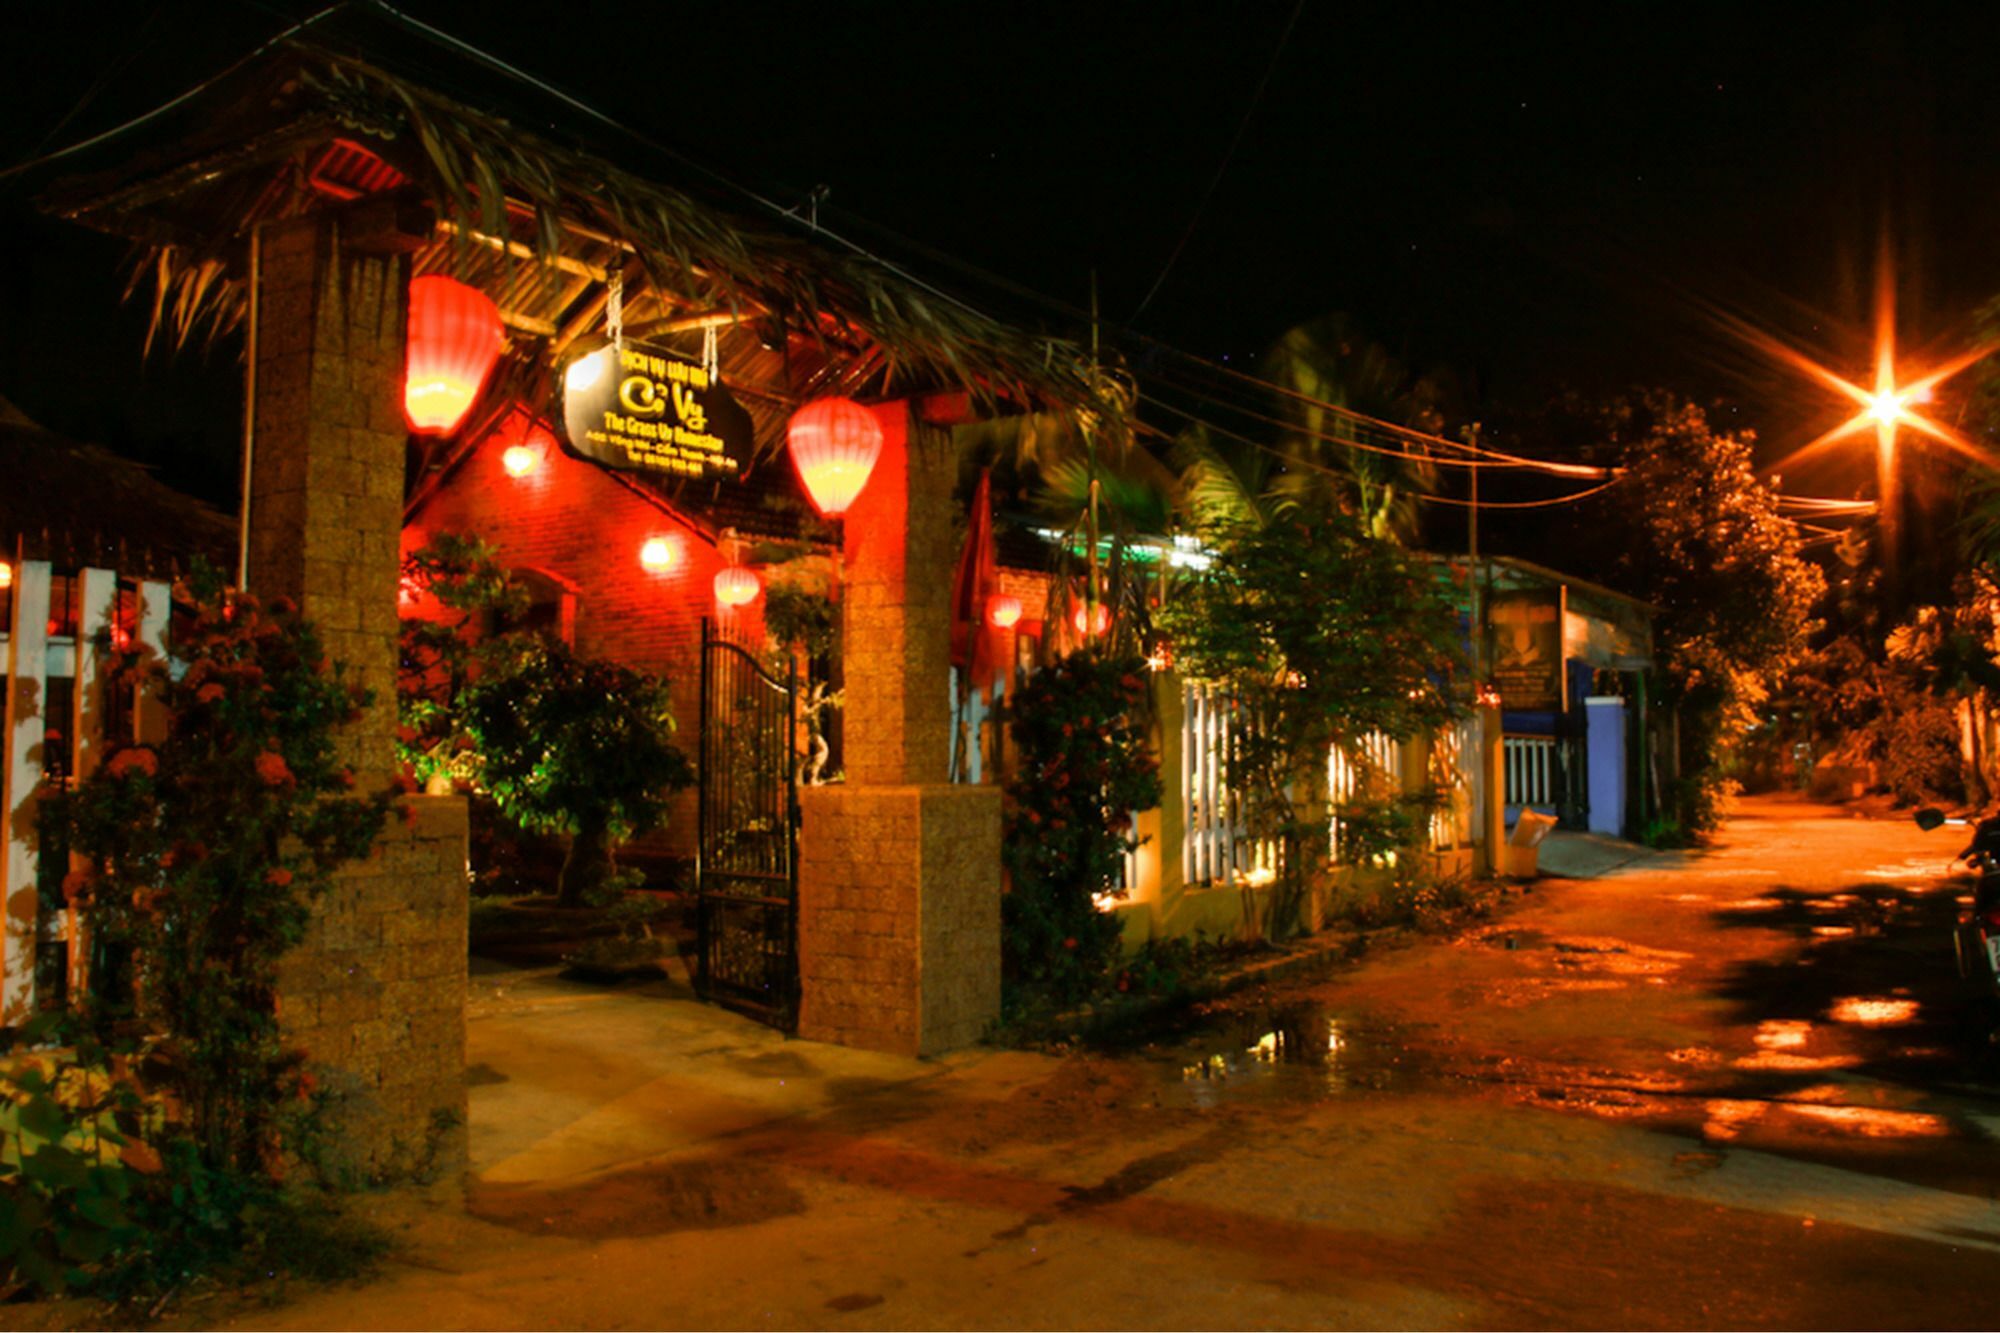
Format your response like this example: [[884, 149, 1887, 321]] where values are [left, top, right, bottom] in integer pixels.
[[77, 44, 1113, 420]]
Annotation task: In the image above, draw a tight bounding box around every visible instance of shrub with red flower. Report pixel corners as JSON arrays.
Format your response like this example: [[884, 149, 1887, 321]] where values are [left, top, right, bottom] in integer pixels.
[[253, 749, 294, 788], [60, 563, 391, 1187], [1001, 650, 1160, 1005], [103, 746, 158, 780]]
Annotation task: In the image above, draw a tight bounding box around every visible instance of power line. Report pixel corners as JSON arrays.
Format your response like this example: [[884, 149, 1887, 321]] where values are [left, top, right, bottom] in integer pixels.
[[1129, 0, 1306, 322], [0, 3, 346, 180], [1418, 479, 1623, 509], [1136, 395, 1624, 510]]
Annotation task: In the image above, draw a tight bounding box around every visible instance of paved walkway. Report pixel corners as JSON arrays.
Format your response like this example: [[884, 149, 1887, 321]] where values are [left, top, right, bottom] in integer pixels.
[[216, 796, 2000, 1330]]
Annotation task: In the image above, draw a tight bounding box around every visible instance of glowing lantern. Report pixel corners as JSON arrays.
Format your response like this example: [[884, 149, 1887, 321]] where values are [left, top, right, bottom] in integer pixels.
[[1071, 603, 1111, 637], [986, 593, 1022, 629], [713, 566, 761, 607], [639, 537, 680, 573], [404, 275, 504, 435], [502, 443, 540, 477], [0, 561, 11, 590], [786, 396, 883, 516]]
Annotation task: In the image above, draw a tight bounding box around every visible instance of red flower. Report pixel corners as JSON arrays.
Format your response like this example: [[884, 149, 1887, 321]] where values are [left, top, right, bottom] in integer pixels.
[[1063, 937, 1078, 950], [60, 870, 93, 904], [265, 867, 294, 887], [254, 750, 294, 788], [393, 769, 419, 794], [195, 682, 225, 705], [105, 747, 158, 779]]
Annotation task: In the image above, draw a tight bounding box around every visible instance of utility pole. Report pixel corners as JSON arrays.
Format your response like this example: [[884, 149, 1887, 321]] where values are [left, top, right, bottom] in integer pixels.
[[1463, 422, 1483, 685]]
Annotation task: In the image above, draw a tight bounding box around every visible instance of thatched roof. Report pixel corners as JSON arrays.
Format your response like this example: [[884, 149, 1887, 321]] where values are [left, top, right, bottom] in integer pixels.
[[33, 27, 1116, 428], [0, 398, 236, 575]]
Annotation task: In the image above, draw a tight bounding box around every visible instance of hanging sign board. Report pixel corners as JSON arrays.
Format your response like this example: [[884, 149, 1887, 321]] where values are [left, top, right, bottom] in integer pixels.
[[1487, 586, 1566, 712], [558, 341, 755, 479]]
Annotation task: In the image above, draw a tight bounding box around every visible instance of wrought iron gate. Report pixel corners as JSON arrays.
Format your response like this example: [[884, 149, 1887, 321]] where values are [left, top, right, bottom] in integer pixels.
[[696, 619, 799, 1027]]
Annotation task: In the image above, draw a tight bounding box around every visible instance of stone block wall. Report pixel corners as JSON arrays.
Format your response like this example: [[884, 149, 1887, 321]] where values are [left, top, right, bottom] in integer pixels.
[[797, 784, 1000, 1056], [247, 207, 470, 1180], [247, 214, 409, 787], [841, 412, 957, 787], [278, 796, 468, 1178]]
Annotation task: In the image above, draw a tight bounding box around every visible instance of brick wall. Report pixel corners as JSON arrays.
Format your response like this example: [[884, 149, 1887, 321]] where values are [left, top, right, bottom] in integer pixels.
[[405, 430, 766, 858], [278, 797, 468, 1177], [796, 784, 999, 1055]]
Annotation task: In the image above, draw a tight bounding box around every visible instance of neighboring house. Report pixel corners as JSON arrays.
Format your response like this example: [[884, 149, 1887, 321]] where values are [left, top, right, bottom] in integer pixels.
[[1, 400, 236, 1009], [0, 396, 235, 578], [1451, 555, 1660, 839]]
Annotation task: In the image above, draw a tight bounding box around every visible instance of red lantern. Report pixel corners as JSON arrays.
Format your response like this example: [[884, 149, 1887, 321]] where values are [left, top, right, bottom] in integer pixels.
[[714, 566, 761, 608], [786, 397, 883, 516], [405, 275, 504, 435], [986, 593, 1022, 629], [1071, 603, 1111, 637], [0, 561, 11, 590]]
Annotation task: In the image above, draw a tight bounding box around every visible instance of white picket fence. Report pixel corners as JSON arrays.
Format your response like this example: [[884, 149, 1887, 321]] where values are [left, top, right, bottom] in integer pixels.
[[1184, 684, 1475, 884], [1328, 730, 1400, 865], [1504, 734, 1558, 808], [1181, 681, 1280, 887], [1430, 717, 1477, 851], [2, 559, 172, 1026]]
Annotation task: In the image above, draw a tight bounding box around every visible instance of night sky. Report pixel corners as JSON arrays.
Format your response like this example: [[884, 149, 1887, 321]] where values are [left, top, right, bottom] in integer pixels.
[[5, 1, 2000, 509]]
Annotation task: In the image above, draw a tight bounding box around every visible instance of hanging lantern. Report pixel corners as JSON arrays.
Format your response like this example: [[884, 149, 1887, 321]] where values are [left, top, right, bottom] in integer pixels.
[[985, 593, 1022, 629], [1071, 603, 1112, 637], [405, 275, 504, 435], [639, 537, 680, 573], [0, 561, 11, 590], [714, 566, 761, 608], [786, 396, 883, 516]]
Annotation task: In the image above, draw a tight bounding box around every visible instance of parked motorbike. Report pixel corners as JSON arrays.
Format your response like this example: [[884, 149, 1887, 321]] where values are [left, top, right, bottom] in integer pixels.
[[1915, 806, 2000, 999]]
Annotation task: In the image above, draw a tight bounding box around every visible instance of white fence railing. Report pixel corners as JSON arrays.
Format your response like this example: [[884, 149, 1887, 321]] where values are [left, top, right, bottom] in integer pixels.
[[2, 560, 171, 1025], [1181, 681, 1279, 887], [1431, 718, 1476, 851], [1328, 730, 1399, 866], [1504, 734, 1558, 808]]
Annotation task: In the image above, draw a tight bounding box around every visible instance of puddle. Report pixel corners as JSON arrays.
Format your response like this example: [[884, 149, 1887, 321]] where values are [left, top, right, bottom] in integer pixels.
[[1830, 996, 1921, 1026], [1160, 1003, 1422, 1105]]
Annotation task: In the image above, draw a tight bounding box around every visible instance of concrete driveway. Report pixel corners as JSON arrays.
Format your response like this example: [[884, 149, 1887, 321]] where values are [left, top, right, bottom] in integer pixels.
[[224, 795, 2000, 1330]]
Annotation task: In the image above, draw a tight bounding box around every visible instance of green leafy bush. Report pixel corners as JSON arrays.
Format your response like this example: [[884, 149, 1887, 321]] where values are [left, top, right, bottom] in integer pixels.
[[0, 1019, 148, 1298], [464, 637, 693, 907]]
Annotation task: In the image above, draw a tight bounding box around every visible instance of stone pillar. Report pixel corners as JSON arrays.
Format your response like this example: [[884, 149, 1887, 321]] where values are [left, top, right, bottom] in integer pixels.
[[248, 209, 469, 1176], [796, 408, 1001, 1056], [1477, 700, 1506, 876], [838, 408, 955, 786], [245, 212, 407, 786]]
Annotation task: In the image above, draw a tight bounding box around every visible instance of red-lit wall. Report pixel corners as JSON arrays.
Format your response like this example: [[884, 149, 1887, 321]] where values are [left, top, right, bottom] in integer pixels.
[[404, 427, 769, 861]]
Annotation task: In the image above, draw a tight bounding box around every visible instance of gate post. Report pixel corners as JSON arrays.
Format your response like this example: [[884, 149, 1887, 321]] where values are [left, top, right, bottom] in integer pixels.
[[796, 406, 1001, 1056], [246, 210, 468, 1177]]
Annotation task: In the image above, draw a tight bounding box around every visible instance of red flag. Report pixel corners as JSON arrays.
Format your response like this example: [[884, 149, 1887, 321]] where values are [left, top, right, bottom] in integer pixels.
[[949, 469, 1000, 692]]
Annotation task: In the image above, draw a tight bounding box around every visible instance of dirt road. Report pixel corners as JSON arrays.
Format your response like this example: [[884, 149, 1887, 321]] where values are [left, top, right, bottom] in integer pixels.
[[223, 796, 2000, 1330]]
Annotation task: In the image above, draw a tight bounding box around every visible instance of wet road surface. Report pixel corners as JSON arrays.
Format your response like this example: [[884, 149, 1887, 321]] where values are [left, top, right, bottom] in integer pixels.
[[218, 796, 2000, 1330]]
